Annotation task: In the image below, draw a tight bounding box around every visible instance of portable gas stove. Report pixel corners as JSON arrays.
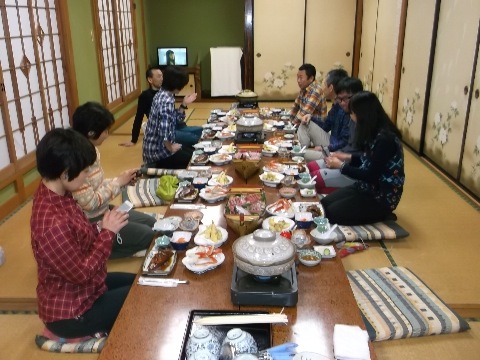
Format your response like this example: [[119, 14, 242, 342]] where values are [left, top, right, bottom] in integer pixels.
[[230, 264, 298, 306], [234, 131, 265, 144]]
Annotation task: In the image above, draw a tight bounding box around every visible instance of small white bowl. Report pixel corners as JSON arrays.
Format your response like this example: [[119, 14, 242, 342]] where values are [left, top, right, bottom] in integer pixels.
[[170, 231, 192, 250], [298, 181, 316, 190], [284, 133, 295, 139], [298, 249, 322, 267], [300, 188, 317, 197], [259, 172, 285, 187]]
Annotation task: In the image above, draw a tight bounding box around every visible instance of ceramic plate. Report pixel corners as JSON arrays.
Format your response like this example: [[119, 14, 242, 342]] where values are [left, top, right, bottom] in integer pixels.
[[142, 249, 177, 275], [182, 247, 225, 274], [209, 154, 232, 165], [259, 172, 285, 186], [199, 188, 227, 203], [153, 216, 182, 231], [208, 175, 233, 186], [293, 202, 324, 217], [263, 162, 286, 173], [262, 216, 295, 233], [194, 224, 228, 247], [218, 145, 237, 154], [313, 245, 336, 258], [266, 200, 295, 218], [300, 188, 317, 198]]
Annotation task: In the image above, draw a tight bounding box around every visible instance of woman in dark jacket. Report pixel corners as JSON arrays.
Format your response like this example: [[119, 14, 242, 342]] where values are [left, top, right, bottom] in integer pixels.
[[320, 91, 405, 225]]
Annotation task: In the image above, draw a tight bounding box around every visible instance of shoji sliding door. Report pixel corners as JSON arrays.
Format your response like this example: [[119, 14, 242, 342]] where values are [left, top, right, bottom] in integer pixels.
[[0, 0, 70, 217]]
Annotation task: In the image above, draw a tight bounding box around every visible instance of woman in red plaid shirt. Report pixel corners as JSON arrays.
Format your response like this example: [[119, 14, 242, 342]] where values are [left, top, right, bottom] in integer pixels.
[[30, 128, 135, 339]]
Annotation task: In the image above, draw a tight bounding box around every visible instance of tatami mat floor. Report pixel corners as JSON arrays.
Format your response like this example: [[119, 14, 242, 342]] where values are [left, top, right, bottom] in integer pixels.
[[0, 101, 479, 359]]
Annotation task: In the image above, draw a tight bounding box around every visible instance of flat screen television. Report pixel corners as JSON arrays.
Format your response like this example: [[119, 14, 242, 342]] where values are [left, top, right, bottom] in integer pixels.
[[157, 47, 188, 66]]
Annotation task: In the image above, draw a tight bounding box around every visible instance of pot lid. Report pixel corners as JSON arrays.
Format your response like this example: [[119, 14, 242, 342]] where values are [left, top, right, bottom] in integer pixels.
[[237, 116, 263, 127], [232, 229, 295, 267], [236, 89, 257, 98]]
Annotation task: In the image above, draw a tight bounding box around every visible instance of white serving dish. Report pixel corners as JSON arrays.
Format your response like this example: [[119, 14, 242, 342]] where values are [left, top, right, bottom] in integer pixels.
[[208, 154, 232, 165], [300, 188, 317, 197], [199, 187, 228, 203], [313, 245, 336, 258], [262, 216, 295, 233], [194, 224, 228, 247], [208, 174, 233, 186], [259, 172, 285, 187], [182, 246, 225, 274], [266, 199, 295, 218], [153, 216, 182, 232]]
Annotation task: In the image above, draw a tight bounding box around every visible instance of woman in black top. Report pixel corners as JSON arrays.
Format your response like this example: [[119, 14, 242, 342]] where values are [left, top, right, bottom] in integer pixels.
[[320, 91, 405, 225]]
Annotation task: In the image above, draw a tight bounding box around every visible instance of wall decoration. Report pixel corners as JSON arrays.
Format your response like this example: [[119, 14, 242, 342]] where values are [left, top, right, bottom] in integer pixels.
[[263, 62, 296, 90], [472, 135, 480, 176], [400, 89, 421, 127], [375, 76, 389, 104], [431, 101, 459, 147]]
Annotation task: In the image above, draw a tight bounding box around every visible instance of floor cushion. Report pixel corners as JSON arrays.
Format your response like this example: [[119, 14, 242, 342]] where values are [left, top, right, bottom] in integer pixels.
[[35, 335, 106, 353], [331, 221, 409, 242], [347, 266, 470, 341]]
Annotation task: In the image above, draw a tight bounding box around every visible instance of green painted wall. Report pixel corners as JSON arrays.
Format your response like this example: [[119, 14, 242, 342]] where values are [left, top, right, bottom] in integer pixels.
[[66, 0, 147, 117], [143, 0, 244, 94]]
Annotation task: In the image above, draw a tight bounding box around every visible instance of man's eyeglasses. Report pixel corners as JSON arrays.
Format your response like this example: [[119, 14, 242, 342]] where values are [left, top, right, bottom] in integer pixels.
[[336, 95, 352, 103]]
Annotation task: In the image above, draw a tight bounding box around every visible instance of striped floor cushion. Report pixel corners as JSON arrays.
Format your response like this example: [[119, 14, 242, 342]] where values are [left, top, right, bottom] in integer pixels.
[[122, 178, 165, 208], [331, 221, 409, 242], [122, 169, 184, 208], [35, 335, 106, 353], [347, 267, 470, 341]]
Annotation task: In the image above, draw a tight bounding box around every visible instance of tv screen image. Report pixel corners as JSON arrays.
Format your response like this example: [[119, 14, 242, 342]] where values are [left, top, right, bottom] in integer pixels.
[[158, 47, 188, 66]]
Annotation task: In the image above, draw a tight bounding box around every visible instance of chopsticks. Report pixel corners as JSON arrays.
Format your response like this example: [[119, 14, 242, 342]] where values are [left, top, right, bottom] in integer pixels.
[[193, 313, 288, 325]]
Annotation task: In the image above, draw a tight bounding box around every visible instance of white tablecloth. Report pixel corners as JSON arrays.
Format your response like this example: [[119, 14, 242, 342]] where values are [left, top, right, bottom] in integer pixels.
[[210, 47, 243, 96]]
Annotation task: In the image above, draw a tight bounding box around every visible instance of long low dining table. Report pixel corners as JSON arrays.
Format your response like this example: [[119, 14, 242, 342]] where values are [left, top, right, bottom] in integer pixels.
[[98, 135, 376, 359]]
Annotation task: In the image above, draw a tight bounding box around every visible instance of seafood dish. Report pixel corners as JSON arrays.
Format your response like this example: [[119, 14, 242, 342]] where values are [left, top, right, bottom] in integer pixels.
[[142, 248, 177, 275], [176, 184, 199, 202], [263, 160, 286, 173], [224, 192, 266, 215], [192, 153, 209, 164], [199, 185, 229, 203], [233, 151, 262, 160], [262, 216, 295, 233], [182, 246, 225, 274], [266, 198, 295, 218]]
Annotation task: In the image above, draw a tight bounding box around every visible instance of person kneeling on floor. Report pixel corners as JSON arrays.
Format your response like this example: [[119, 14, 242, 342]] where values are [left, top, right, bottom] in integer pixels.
[[31, 128, 135, 340]]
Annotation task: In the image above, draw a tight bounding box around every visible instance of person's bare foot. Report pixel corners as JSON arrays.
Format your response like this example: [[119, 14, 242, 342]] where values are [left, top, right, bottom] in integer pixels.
[[119, 141, 135, 147]]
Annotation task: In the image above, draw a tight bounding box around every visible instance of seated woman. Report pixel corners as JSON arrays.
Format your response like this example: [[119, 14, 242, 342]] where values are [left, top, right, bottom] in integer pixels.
[[320, 91, 405, 225], [72, 102, 156, 259], [31, 128, 135, 339]]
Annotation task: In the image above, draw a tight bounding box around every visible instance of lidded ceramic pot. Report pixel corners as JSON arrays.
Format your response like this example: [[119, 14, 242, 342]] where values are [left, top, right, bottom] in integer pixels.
[[232, 229, 295, 277]]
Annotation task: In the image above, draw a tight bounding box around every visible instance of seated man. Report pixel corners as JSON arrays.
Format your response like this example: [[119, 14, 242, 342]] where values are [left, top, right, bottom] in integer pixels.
[[289, 63, 327, 124], [307, 77, 364, 193], [119, 66, 202, 148], [297, 68, 349, 162], [143, 66, 195, 169]]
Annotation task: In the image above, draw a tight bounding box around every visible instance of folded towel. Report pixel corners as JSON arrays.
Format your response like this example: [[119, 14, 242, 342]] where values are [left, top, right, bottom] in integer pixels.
[[210, 47, 243, 96], [333, 324, 370, 360]]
